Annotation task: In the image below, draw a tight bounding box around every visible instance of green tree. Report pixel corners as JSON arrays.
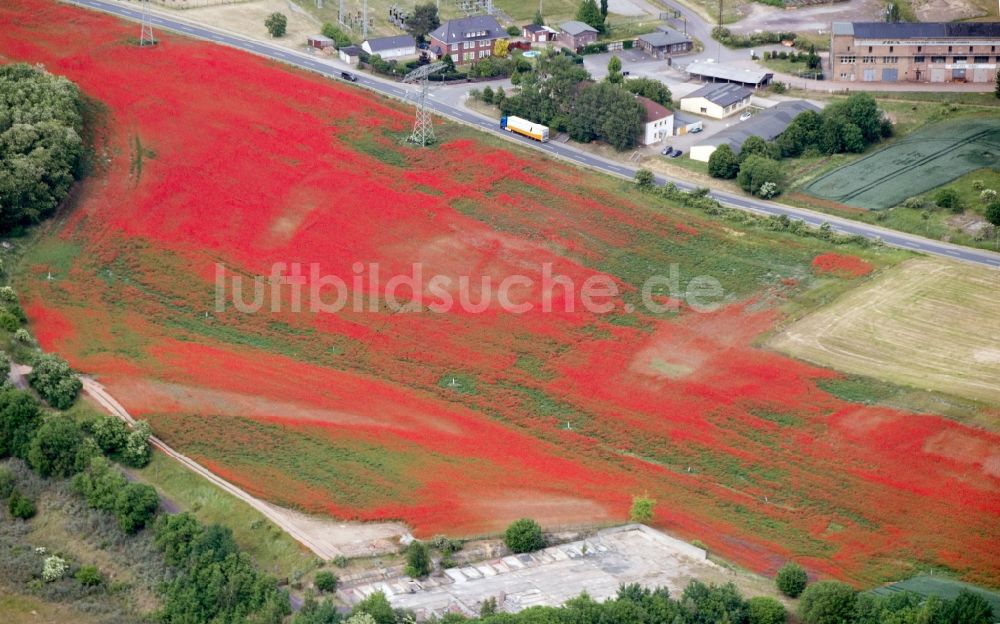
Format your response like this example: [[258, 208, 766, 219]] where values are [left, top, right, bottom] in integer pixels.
[[934, 188, 962, 212], [504, 518, 545, 553], [351, 591, 397, 624], [623, 77, 672, 106], [27, 416, 91, 477], [114, 483, 160, 533], [806, 44, 821, 70], [405, 3, 440, 43], [739, 135, 769, 162], [948, 589, 994, 624], [320, 22, 353, 48], [8, 489, 36, 519], [481, 85, 494, 104], [121, 420, 152, 468], [841, 122, 866, 153], [533, 9, 545, 25], [28, 353, 81, 410], [798, 581, 857, 624], [314, 570, 338, 593], [265, 12, 287, 38], [629, 495, 655, 522], [634, 169, 655, 189], [600, 0, 609, 18], [776, 561, 808, 597], [576, 0, 604, 33], [293, 597, 341, 624], [91, 414, 128, 454], [0, 64, 85, 234], [886, 2, 901, 22], [747, 596, 786, 624], [708, 144, 740, 179], [607, 55, 623, 83], [0, 389, 43, 459], [737, 155, 784, 197], [405, 540, 431, 578], [985, 200, 1000, 227]]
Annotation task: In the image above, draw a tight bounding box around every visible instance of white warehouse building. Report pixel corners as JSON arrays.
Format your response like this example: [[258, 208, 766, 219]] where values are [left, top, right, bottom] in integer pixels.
[[362, 34, 417, 60]]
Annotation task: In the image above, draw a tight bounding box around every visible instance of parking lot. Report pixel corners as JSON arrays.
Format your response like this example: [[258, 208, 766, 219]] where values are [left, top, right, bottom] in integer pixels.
[[339, 525, 728, 619]]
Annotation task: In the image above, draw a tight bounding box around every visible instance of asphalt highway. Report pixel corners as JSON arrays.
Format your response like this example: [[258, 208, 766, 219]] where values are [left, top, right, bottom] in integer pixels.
[[63, 0, 1000, 269]]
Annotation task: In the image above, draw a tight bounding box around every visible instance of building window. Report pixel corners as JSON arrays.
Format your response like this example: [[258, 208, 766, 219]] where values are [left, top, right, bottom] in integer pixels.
[[917, 45, 922, 52], [974, 56, 988, 63], [868, 46, 873, 53], [839, 55, 856, 63], [913, 56, 925, 63], [882, 56, 898, 64], [450, 43, 458, 51], [931, 56, 946, 63], [947, 46, 952, 52], [889, 46, 893, 53], [862, 56, 876, 64], [953, 56, 967, 63]]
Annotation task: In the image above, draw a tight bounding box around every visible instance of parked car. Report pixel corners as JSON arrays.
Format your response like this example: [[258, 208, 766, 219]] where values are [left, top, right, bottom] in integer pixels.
[[661, 145, 673, 155], [669, 150, 683, 158], [740, 111, 752, 121], [690, 126, 703, 133], [340, 71, 358, 82]]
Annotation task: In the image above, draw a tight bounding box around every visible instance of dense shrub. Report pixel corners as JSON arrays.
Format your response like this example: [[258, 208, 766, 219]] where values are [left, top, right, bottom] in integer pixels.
[[315, 569, 338, 592], [8, 489, 36, 519], [776, 561, 808, 597], [799, 581, 857, 624], [629, 496, 655, 522], [623, 77, 672, 106], [747, 595, 786, 624], [0, 389, 43, 459], [27, 416, 91, 478], [320, 22, 353, 48], [113, 482, 159, 533], [265, 12, 287, 38], [28, 353, 82, 409], [708, 144, 740, 179], [404, 540, 431, 578], [91, 414, 128, 454], [75, 564, 103, 586], [737, 155, 785, 197], [0, 64, 85, 234], [504, 518, 545, 553], [713, 26, 796, 47], [934, 188, 962, 212], [73, 456, 158, 533]]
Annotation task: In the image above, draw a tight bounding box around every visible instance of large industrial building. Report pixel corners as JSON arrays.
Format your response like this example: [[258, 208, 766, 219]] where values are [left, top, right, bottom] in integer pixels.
[[830, 22, 1000, 83]]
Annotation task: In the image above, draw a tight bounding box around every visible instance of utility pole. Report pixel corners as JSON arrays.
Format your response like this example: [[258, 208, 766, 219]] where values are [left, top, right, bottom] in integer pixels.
[[363, 0, 368, 40]]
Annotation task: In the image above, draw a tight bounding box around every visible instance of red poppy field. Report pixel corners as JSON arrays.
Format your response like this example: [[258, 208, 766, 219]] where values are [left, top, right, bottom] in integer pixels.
[[2, 0, 999, 586]]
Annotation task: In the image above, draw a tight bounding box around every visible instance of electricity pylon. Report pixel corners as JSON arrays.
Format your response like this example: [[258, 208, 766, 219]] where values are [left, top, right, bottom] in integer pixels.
[[139, 0, 156, 47], [402, 62, 447, 147]]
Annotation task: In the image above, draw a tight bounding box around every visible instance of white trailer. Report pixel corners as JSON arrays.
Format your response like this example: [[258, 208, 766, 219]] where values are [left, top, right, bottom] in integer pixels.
[[500, 115, 550, 142]]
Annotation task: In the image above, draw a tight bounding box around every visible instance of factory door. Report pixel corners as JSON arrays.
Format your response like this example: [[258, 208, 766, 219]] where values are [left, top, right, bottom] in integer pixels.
[[881, 68, 897, 81]]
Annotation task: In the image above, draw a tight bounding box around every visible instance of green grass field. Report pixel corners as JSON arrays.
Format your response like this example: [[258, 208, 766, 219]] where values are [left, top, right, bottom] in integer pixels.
[[803, 117, 1000, 210], [871, 576, 1000, 616]]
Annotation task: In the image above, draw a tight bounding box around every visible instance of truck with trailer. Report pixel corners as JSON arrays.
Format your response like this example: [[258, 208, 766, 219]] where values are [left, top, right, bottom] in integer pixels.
[[500, 116, 549, 143]]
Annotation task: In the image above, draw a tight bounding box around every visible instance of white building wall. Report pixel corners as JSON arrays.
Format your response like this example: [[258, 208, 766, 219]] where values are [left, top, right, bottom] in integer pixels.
[[680, 96, 749, 119], [362, 43, 416, 59], [689, 144, 718, 163], [641, 114, 674, 145]]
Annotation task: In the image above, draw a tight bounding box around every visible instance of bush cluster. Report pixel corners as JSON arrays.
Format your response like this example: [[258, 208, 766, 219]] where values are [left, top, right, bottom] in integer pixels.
[[713, 26, 796, 48]]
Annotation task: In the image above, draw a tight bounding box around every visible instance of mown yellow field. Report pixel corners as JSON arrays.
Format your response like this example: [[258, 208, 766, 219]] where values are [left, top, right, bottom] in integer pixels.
[[770, 257, 1000, 405]]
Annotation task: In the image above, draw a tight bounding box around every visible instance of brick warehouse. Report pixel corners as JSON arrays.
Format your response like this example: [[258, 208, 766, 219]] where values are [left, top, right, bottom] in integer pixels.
[[830, 22, 1000, 84]]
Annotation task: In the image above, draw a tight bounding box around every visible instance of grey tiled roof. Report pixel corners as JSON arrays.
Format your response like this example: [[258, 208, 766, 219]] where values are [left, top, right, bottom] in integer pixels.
[[364, 34, 416, 52], [560, 20, 598, 36], [682, 82, 753, 107], [430, 15, 505, 44], [846, 21, 1000, 39], [695, 100, 821, 151]]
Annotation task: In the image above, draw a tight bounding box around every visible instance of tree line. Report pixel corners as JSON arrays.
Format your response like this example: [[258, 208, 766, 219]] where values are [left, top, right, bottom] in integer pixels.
[[488, 51, 672, 151], [708, 93, 894, 198], [0, 64, 86, 235]]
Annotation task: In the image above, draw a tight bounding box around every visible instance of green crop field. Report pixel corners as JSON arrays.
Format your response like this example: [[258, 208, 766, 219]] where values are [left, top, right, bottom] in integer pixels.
[[870, 576, 1000, 617], [803, 118, 1000, 210]]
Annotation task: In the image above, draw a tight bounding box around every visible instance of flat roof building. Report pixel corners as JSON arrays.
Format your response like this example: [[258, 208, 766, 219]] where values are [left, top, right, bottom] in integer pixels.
[[830, 21, 1000, 83], [637, 28, 693, 59], [685, 61, 773, 88]]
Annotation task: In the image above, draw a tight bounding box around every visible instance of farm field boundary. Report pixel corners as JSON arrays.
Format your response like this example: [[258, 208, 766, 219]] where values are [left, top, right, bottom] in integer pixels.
[[769, 257, 1000, 405], [803, 117, 1000, 210]]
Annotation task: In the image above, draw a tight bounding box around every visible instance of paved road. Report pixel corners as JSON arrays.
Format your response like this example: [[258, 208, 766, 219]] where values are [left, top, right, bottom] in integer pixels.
[[63, 0, 1000, 270]]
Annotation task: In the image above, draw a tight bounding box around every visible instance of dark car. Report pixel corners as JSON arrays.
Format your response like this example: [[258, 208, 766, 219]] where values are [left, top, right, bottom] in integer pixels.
[[669, 150, 683, 158], [340, 71, 358, 82], [660, 146, 673, 155]]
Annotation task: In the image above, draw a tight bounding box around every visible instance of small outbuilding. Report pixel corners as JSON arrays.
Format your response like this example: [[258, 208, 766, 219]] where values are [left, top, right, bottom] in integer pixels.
[[362, 34, 417, 60], [522, 23, 558, 43], [558, 21, 598, 51], [338, 45, 361, 65], [637, 27, 692, 58], [679, 82, 753, 119], [636, 96, 674, 146], [307, 34, 335, 50]]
